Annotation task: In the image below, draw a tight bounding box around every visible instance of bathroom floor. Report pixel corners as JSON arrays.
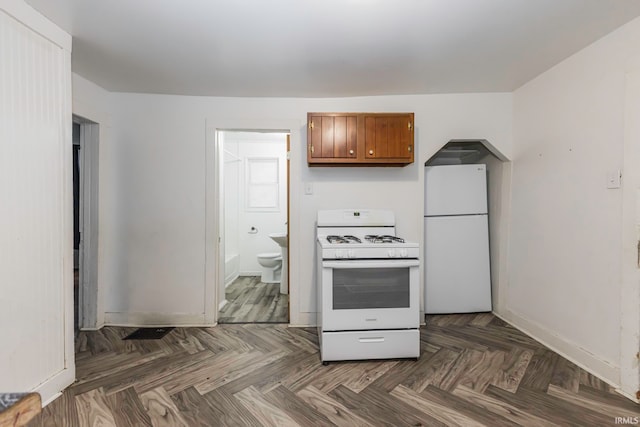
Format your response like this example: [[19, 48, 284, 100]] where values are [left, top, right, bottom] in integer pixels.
[[218, 276, 289, 324]]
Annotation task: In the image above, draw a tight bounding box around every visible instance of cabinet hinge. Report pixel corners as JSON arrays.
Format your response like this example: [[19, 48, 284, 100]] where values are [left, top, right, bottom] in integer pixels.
[[309, 121, 314, 130], [408, 122, 412, 130]]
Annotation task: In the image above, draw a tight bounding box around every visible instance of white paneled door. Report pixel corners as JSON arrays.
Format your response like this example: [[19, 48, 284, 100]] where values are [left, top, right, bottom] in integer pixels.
[[0, 4, 74, 404]]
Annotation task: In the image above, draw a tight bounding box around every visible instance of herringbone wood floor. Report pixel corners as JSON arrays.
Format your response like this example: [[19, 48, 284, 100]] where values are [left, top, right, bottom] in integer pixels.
[[219, 276, 289, 324], [29, 314, 639, 426]]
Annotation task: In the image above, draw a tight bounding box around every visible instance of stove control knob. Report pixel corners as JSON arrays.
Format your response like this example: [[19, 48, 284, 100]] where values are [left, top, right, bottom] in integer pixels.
[[387, 249, 396, 258], [400, 249, 408, 258], [336, 250, 345, 259], [348, 250, 355, 259]]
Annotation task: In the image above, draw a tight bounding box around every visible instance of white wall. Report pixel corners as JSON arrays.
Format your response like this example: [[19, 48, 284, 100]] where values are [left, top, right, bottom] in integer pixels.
[[102, 92, 512, 326], [509, 16, 640, 393], [0, 0, 74, 405], [478, 152, 511, 313], [104, 95, 209, 325], [620, 71, 640, 399]]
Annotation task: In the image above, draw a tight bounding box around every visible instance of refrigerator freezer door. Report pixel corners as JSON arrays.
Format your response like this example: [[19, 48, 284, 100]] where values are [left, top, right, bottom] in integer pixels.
[[425, 215, 492, 313], [425, 164, 488, 216]]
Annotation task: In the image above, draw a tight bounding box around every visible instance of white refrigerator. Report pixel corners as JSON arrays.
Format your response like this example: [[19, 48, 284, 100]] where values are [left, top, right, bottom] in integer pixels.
[[424, 164, 492, 313]]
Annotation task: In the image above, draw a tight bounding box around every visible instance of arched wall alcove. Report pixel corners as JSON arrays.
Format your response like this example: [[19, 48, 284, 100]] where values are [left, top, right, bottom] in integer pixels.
[[424, 139, 511, 314]]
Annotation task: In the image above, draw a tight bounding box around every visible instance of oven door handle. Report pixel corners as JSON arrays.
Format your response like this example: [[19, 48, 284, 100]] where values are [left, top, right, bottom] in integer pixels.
[[322, 260, 419, 269]]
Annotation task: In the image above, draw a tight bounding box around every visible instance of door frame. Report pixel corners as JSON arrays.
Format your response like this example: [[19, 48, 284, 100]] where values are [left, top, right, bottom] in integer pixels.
[[286, 134, 291, 306], [73, 115, 100, 330], [214, 129, 290, 319], [205, 119, 301, 325]]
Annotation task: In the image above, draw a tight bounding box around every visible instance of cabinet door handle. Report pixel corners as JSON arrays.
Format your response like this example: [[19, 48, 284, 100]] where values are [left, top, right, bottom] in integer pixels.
[[368, 150, 374, 155], [359, 337, 385, 343], [349, 150, 354, 155]]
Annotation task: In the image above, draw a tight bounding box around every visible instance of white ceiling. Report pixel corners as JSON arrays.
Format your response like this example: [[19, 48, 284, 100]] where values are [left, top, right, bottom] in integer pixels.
[[24, 0, 640, 97]]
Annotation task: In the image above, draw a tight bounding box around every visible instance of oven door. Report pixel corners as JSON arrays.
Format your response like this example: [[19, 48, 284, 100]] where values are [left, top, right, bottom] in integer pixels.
[[321, 259, 420, 331]]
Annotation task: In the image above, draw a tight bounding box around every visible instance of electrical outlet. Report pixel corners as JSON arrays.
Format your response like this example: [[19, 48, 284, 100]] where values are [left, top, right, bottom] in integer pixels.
[[607, 170, 621, 189]]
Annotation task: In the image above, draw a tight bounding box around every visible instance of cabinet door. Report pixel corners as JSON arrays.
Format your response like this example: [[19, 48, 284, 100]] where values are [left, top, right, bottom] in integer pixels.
[[308, 115, 357, 160], [364, 114, 413, 159]]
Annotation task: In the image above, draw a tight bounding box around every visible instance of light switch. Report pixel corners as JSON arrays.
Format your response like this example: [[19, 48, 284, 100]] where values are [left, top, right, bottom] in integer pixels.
[[607, 170, 621, 189], [305, 182, 313, 195]]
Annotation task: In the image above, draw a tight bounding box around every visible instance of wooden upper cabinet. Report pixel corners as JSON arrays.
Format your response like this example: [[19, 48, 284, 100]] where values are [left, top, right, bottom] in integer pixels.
[[307, 112, 414, 166], [364, 114, 413, 160], [308, 114, 358, 160]]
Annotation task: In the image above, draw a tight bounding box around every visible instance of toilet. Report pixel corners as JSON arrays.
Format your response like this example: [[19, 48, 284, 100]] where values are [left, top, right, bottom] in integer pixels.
[[256, 252, 282, 283]]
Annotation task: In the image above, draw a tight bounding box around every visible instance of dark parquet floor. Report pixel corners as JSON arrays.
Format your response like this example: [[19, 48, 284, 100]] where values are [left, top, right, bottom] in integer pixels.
[[28, 313, 640, 426], [219, 276, 289, 324]]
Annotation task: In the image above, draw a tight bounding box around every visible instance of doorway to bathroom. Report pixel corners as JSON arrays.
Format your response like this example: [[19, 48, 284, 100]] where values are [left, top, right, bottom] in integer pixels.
[[218, 131, 289, 323]]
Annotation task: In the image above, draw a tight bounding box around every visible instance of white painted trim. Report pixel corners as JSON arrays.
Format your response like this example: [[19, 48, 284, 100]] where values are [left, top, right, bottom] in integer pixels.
[[62, 48, 76, 399], [104, 312, 210, 327], [289, 312, 316, 328], [616, 389, 640, 403], [204, 121, 218, 325], [620, 71, 640, 400], [76, 120, 101, 330], [239, 271, 262, 276], [0, 0, 71, 50], [42, 393, 61, 407], [496, 309, 619, 387], [34, 366, 74, 407], [225, 273, 239, 288]]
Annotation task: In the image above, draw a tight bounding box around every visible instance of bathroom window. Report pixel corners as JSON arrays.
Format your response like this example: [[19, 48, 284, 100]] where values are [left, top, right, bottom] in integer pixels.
[[246, 157, 279, 211]]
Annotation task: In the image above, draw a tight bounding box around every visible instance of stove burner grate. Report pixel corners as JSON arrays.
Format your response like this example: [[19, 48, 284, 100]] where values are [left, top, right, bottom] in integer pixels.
[[364, 234, 405, 244], [326, 235, 362, 244]]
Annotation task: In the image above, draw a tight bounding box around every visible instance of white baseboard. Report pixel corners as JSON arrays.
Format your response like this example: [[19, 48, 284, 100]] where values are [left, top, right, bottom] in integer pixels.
[[104, 311, 214, 327], [615, 388, 640, 403], [240, 271, 261, 277], [225, 272, 239, 288], [34, 366, 75, 407], [495, 309, 619, 388], [289, 311, 316, 327]]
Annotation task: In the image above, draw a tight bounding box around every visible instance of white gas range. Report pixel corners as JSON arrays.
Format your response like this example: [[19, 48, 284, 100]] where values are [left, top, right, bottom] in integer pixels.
[[316, 209, 420, 364]]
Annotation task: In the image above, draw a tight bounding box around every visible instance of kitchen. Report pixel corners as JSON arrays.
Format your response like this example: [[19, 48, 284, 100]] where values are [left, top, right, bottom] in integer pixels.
[[3, 0, 640, 419], [73, 80, 516, 336], [75, 73, 637, 400]]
